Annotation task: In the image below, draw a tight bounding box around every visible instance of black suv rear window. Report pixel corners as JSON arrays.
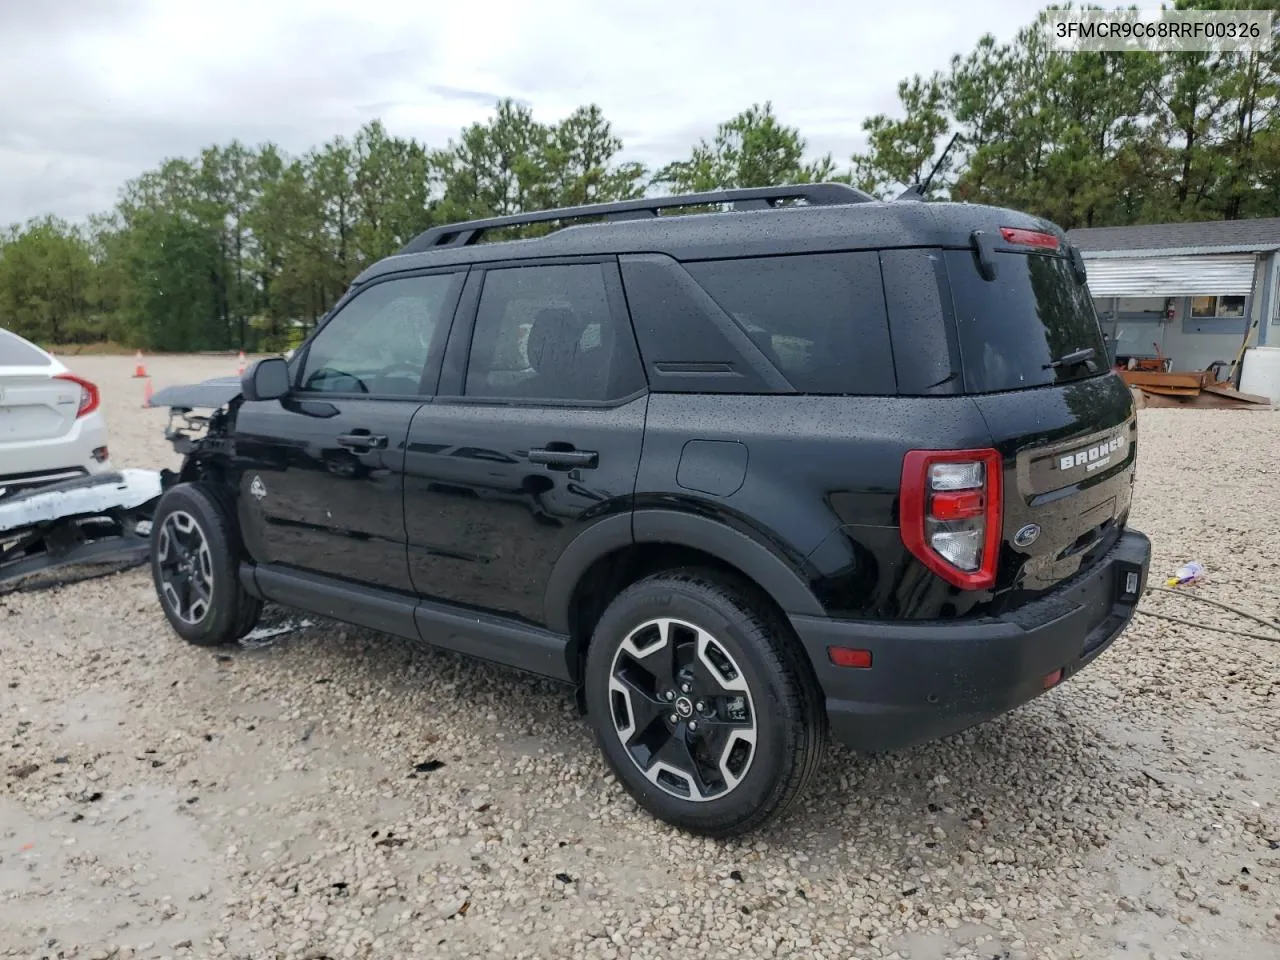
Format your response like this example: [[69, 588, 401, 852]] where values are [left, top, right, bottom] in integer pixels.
[[945, 250, 1107, 394], [683, 253, 896, 395]]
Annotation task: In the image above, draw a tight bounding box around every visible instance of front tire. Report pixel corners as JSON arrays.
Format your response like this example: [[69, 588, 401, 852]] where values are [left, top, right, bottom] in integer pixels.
[[150, 483, 261, 646], [584, 569, 826, 837]]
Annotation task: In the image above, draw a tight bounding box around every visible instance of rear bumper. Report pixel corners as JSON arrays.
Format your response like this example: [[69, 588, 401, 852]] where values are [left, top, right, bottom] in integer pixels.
[[0, 412, 110, 492], [790, 529, 1151, 753]]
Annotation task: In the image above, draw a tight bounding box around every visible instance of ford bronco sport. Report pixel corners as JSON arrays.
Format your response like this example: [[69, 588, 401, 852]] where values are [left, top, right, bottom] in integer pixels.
[[148, 183, 1151, 837]]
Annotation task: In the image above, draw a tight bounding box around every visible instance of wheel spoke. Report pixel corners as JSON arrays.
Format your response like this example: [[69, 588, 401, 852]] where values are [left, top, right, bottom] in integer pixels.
[[610, 669, 667, 749], [646, 727, 711, 800], [696, 716, 737, 761], [679, 737, 712, 798], [691, 630, 749, 696], [178, 572, 194, 619]]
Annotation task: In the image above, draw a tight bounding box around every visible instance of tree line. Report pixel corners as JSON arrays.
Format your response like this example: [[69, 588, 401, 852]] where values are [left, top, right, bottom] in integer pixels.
[[0, 101, 830, 352], [2, 0, 1278, 352], [850, 0, 1280, 227]]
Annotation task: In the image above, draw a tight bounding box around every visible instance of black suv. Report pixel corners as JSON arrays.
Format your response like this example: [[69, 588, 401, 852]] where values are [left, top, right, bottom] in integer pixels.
[[149, 183, 1151, 837]]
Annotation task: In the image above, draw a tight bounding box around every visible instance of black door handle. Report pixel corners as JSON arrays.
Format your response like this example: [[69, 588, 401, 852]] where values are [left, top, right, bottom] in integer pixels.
[[529, 447, 599, 469], [337, 432, 388, 450]]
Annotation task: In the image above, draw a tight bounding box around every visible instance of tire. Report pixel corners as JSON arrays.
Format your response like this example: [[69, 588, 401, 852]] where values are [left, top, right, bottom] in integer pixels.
[[150, 483, 261, 646], [584, 568, 826, 837]]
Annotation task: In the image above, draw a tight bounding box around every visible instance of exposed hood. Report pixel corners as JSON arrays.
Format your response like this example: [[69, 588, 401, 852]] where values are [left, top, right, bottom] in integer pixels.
[[149, 376, 243, 411]]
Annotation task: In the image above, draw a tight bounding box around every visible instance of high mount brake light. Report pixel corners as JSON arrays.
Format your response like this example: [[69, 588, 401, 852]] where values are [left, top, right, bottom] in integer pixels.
[[900, 448, 1003, 590], [999, 227, 1060, 251], [53, 374, 100, 418]]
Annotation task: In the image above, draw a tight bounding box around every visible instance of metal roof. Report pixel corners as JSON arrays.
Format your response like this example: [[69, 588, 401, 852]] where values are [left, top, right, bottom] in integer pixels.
[[1068, 218, 1280, 254], [1079, 244, 1279, 260], [1084, 253, 1259, 297]]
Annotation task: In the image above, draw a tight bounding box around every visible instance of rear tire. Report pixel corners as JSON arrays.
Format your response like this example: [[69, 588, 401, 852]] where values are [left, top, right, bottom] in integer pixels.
[[150, 483, 261, 646], [584, 568, 826, 837]]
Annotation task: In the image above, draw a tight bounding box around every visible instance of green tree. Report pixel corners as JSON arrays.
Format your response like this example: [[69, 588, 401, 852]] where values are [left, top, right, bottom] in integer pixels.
[[432, 99, 554, 223], [544, 104, 647, 206], [112, 157, 225, 349], [120, 210, 221, 351], [653, 102, 836, 192], [352, 120, 434, 260], [850, 74, 951, 198], [0, 217, 99, 344]]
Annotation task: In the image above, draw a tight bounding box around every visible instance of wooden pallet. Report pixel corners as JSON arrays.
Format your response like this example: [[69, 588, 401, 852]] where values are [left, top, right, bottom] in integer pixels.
[[1119, 369, 1271, 409]]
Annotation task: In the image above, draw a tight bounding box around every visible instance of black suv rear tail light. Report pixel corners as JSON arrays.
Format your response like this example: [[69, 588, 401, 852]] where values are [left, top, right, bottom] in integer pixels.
[[900, 448, 1003, 590]]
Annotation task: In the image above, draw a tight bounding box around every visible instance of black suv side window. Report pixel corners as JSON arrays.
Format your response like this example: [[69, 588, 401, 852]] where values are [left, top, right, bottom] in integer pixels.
[[684, 253, 896, 395], [300, 273, 463, 397], [464, 263, 644, 402]]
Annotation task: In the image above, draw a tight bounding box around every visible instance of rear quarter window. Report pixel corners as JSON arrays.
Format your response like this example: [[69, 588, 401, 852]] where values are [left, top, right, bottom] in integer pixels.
[[0, 329, 53, 367], [945, 250, 1108, 394], [683, 253, 896, 395]]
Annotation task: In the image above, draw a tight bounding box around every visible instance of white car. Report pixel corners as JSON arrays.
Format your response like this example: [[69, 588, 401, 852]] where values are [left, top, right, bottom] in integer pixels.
[[0, 329, 111, 499]]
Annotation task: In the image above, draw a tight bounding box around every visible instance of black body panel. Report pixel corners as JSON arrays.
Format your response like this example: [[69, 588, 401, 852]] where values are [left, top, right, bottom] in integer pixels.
[[402, 397, 645, 625], [232, 397, 421, 592], [792, 529, 1150, 752], [635, 392, 1002, 621], [250, 563, 572, 680], [972, 373, 1137, 609]]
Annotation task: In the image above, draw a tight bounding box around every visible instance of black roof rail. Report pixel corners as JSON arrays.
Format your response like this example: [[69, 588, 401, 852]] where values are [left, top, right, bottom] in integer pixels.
[[398, 182, 874, 254]]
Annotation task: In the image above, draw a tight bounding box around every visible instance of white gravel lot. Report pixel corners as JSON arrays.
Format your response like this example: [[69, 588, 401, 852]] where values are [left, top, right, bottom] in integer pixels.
[[2, 354, 1278, 960]]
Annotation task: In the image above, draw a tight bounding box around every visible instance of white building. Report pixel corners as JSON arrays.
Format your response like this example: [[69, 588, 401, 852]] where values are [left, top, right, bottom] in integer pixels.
[[1068, 218, 1280, 374]]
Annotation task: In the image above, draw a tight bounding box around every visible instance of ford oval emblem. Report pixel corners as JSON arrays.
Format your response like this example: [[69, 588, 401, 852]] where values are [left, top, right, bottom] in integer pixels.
[[1013, 523, 1041, 548]]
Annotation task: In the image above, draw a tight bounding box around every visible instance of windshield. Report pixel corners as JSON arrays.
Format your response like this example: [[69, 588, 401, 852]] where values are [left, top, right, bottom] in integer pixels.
[[0, 329, 53, 367], [945, 250, 1107, 393]]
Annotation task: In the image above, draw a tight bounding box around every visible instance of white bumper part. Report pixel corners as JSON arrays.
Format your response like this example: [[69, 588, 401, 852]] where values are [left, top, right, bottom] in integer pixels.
[[0, 469, 163, 534]]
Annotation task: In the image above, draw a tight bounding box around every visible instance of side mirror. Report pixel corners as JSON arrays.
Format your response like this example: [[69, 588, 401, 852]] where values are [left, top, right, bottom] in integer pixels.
[[242, 356, 291, 402]]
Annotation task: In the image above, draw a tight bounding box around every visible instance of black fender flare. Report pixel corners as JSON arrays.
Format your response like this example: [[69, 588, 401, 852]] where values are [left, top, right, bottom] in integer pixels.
[[543, 509, 825, 635]]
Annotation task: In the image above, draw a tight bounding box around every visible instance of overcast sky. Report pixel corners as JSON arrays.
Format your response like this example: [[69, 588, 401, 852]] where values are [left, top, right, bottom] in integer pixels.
[[0, 0, 1162, 227]]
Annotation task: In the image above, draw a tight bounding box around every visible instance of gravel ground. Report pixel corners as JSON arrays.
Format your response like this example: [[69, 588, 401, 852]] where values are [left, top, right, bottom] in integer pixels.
[[2, 355, 1278, 960]]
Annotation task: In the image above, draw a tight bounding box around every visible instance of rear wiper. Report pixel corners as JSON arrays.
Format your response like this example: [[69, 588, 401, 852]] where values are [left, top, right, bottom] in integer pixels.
[[1043, 346, 1096, 371]]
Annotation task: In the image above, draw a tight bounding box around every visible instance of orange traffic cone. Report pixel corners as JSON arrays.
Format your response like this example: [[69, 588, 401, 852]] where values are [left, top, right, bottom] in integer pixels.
[[142, 378, 154, 408], [237, 350, 247, 375], [133, 350, 147, 378]]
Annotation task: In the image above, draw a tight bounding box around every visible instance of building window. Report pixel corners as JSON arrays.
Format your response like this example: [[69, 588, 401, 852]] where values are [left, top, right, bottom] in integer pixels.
[[1191, 295, 1246, 319], [1219, 296, 1246, 317]]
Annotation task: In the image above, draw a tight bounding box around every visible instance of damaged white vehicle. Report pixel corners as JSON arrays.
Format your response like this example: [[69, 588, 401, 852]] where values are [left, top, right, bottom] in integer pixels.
[[0, 469, 165, 592], [0, 330, 167, 592], [0, 329, 112, 496]]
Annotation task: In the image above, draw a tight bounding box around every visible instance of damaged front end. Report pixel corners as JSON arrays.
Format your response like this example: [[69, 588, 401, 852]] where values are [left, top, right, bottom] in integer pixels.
[[152, 376, 243, 463], [1, 376, 246, 594], [0, 469, 169, 594]]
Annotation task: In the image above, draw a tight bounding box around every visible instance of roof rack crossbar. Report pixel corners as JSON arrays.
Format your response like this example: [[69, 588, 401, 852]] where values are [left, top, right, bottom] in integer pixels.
[[399, 182, 873, 253]]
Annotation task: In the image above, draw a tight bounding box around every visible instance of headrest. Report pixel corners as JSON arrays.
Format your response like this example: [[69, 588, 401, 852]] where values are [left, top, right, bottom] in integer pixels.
[[526, 307, 587, 375]]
